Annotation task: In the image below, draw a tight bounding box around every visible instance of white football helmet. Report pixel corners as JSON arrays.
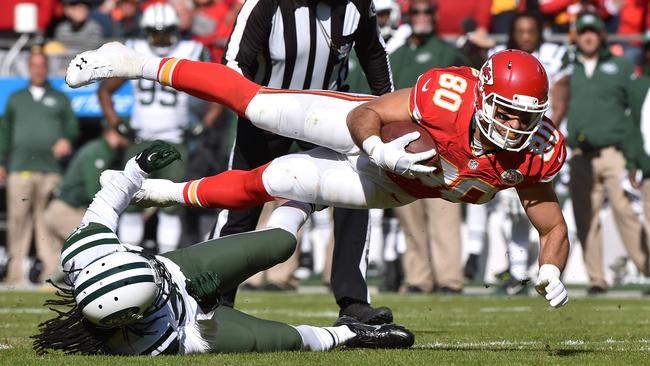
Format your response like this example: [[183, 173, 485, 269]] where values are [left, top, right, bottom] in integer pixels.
[[140, 3, 180, 56], [74, 251, 162, 327], [373, 0, 400, 39]]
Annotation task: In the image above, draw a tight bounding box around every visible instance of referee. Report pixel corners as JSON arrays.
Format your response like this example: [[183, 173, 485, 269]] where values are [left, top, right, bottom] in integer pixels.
[[214, 0, 394, 324]]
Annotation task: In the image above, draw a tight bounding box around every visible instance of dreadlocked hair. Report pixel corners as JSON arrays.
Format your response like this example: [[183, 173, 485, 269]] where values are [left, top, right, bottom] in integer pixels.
[[32, 279, 115, 355]]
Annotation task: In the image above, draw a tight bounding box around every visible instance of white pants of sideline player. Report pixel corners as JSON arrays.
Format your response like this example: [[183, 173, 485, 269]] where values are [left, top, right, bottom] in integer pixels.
[[245, 91, 415, 209]]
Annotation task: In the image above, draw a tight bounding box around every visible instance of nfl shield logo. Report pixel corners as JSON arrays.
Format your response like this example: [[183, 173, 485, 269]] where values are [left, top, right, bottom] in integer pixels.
[[501, 169, 524, 185], [468, 160, 479, 170]]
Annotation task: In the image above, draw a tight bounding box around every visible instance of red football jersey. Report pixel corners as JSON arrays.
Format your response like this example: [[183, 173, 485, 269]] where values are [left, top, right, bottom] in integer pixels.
[[388, 66, 566, 204]]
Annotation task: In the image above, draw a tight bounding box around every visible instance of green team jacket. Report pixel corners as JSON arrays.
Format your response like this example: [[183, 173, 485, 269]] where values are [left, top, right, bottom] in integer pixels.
[[347, 35, 468, 94], [561, 47, 637, 153], [55, 137, 117, 208], [0, 83, 79, 173], [623, 73, 650, 175], [388, 35, 468, 89]]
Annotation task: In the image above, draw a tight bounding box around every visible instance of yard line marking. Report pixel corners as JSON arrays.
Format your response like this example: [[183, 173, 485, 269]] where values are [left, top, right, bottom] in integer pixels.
[[245, 309, 340, 318], [0, 344, 12, 350], [416, 340, 541, 349], [480, 306, 531, 313], [0, 307, 49, 314], [561, 340, 585, 345], [417, 339, 650, 351]]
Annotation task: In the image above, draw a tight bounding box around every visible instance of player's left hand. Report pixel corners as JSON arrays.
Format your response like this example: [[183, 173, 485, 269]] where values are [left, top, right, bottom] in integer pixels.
[[534, 264, 568, 308], [135, 140, 181, 173]]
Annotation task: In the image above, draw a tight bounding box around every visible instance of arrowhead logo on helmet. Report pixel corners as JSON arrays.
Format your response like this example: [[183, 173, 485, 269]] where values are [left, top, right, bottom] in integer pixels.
[[481, 58, 494, 85]]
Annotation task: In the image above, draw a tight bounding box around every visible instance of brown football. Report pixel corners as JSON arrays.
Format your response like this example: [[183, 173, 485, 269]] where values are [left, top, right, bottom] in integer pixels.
[[380, 122, 439, 167]]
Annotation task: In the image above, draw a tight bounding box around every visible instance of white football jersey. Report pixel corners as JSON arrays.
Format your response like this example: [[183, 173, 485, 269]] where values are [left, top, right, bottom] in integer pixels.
[[126, 39, 206, 143]]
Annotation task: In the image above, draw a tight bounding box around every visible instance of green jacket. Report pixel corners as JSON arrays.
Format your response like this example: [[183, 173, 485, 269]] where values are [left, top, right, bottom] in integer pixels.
[[623, 74, 650, 174], [56, 137, 117, 208], [389, 35, 468, 89], [562, 47, 636, 151], [346, 50, 374, 95], [346, 34, 467, 94], [0, 83, 78, 173]]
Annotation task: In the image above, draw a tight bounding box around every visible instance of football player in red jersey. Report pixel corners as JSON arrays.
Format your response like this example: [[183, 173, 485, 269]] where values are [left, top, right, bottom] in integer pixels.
[[66, 43, 569, 308]]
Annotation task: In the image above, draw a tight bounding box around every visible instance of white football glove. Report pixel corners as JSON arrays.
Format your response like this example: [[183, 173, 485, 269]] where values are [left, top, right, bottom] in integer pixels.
[[362, 133, 437, 178], [535, 264, 568, 308], [100, 170, 176, 208]]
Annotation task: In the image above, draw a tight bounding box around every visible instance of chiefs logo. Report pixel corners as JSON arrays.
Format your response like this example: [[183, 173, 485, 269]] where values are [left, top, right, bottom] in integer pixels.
[[481, 59, 494, 85]]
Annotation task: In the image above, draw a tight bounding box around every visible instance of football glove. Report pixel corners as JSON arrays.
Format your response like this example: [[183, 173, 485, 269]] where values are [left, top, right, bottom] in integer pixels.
[[135, 140, 181, 174], [362, 133, 437, 178], [535, 264, 568, 308]]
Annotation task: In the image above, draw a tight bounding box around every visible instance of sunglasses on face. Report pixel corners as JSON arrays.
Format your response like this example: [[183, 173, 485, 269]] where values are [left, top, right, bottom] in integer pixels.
[[409, 7, 434, 15]]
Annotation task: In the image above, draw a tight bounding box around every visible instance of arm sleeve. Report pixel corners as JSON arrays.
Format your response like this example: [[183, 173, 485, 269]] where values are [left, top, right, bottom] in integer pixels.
[[354, 0, 394, 95], [81, 158, 148, 231], [60, 95, 79, 142], [0, 96, 13, 166], [222, 0, 274, 79]]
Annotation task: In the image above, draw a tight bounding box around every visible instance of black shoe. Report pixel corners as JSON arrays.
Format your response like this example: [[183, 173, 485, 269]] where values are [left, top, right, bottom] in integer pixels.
[[586, 286, 607, 296], [464, 253, 480, 280], [338, 302, 394, 325], [437, 286, 463, 295], [405, 285, 426, 293], [335, 316, 414, 349]]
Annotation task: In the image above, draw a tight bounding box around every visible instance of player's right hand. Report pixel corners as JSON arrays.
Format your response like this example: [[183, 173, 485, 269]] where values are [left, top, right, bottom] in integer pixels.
[[135, 140, 181, 173], [535, 264, 569, 308], [362, 133, 437, 178]]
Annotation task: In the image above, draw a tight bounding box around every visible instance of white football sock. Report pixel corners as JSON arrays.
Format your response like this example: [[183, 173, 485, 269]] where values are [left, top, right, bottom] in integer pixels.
[[293, 325, 356, 351], [142, 56, 164, 81], [508, 241, 529, 281], [265, 201, 315, 237]]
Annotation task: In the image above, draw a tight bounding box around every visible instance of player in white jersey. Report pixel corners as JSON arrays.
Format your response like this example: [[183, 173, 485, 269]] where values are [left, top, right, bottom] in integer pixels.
[[33, 141, 414, 355], [464, 12, 569, 293], [98, 3, 218, 254]]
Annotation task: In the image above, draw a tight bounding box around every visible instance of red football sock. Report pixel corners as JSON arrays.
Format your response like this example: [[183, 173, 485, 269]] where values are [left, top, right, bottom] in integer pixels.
[[183, 164, 274, 210], [156, 58, 262, 115]]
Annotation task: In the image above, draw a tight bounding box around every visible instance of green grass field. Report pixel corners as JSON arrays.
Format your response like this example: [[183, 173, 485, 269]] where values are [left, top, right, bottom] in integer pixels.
[[1, 290, 649, 365]]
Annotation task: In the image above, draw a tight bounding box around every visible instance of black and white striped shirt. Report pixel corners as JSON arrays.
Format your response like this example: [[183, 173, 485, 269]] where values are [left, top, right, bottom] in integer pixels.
[[223, 0, 393, 95]]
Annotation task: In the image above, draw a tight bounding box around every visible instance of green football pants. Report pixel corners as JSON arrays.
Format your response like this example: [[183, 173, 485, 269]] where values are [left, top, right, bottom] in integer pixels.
[[162, 228, 304, 352]]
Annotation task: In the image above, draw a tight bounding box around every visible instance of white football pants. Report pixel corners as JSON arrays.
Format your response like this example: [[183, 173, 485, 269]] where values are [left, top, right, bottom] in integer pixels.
[[244, 91, 415, 209]]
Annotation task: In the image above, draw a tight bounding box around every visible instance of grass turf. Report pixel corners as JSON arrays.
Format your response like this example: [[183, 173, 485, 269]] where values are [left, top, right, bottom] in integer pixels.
[[1, 290, 649, 365]]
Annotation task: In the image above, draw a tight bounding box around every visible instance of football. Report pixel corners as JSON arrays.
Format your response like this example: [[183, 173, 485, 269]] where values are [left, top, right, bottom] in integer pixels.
[[380, 122, 439, 166]]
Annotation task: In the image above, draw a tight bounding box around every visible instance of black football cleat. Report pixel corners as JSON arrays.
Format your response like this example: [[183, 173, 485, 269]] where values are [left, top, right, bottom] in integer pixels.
[[464, 253, 480, 280], [335, 316, 414, 349], [338, 302, 393, 325]]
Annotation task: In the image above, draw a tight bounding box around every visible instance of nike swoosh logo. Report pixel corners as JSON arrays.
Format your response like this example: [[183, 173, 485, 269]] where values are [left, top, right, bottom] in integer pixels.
[[148, 152, 157, 162], [557, 147, 564, 163], [421, 78, 432, 92]]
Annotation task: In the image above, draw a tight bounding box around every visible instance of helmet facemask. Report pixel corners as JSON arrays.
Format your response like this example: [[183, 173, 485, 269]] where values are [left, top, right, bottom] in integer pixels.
[[476, 87, 548, 152]]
